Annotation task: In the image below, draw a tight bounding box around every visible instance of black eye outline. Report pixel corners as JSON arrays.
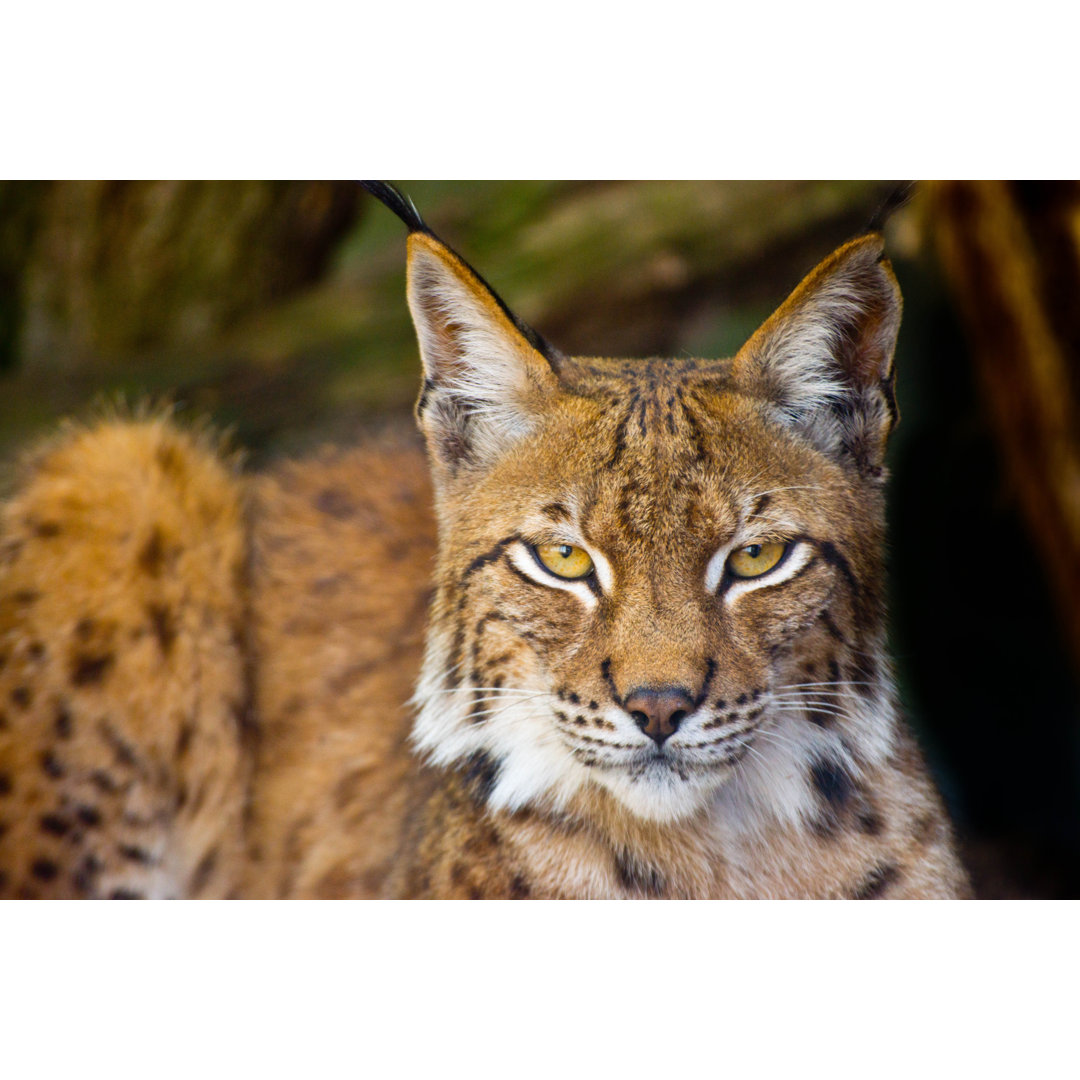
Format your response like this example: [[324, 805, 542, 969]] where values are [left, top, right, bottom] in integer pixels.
[[528, 542, 597, 583], [719, 540, 793, 590]]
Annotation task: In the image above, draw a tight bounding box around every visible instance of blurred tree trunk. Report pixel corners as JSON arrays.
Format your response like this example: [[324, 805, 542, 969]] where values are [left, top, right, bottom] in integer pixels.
[[929, 181, 1080, 670], [2, 181, 361, 373]]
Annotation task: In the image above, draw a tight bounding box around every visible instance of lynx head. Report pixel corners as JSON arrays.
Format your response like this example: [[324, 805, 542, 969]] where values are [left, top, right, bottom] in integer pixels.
[[366, 184, 903, 830]]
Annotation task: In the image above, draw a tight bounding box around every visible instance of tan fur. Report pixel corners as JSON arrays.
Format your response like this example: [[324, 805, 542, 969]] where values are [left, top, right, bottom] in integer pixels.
[[0, 212, 971, 899], [0, 419, 248, 897]]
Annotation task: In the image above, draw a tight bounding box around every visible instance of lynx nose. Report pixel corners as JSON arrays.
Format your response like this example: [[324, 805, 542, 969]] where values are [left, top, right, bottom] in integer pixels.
[[625, 686, 694, 747]]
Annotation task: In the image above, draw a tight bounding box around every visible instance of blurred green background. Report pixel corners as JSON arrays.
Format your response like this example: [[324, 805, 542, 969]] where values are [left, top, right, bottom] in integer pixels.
[[1, 180, 1076, 896]]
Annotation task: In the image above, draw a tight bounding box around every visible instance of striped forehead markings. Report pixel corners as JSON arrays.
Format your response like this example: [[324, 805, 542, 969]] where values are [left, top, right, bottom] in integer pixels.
[[602, 383, 715, 470], [540, 502, 571, 522]]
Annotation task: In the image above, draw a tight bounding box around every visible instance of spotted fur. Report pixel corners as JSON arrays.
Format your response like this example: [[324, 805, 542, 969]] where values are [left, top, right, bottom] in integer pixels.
[[0, 194, 970, 898]]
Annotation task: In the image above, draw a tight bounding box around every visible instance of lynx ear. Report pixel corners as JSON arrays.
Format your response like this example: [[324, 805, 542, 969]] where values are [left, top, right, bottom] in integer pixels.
[[407, 231, 562, 474], [733, 234, 902, 476]]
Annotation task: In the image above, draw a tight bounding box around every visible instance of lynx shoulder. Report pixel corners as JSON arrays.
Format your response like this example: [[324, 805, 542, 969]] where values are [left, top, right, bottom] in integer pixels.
[[0, 186, 970, 898]]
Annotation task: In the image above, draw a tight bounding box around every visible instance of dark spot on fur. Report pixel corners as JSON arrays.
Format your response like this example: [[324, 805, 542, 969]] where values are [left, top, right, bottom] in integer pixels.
[[735, 693, 748, 706], [99, 722, 138, 769], [467, 690, 491, 725], [138, 528, 167, 577], [155, 442, 183, 475], [55, 705, 74, 739], [467, 885, 484, 900], [315, 487, 358, 520], [10, 685, 32, 709], [810, 757, 851, 809], [12, 589, 41, 604], [110, 889, 143, 899], [76, 805, 102, 828], [118, 844, 154, 865], [90, 770, 119, 794], [614, 851, 666, 897], [852, 863, 901, 900], [461, 750, 500, 804], [509, 874, 531, 899], [147, 604, 177, 656], [176, 721, 195, 759], [71, 653, 115, 686], [914, 812, 942, 847], [39, 813, 70, 836], [807, 709, 834, 728], [40, 750, 65, 779], [450, 863, 467, 886], [31, 858, 59, 882], [189, 847, 219, 895], [0, 773, 12, 796], [749, 493, 772, 519], [27, 641, 46, 661], [34, 521, 62, 538], [311, 573, 349, 595], [858, 808, 884, 836], [72, 853, 103, 893]]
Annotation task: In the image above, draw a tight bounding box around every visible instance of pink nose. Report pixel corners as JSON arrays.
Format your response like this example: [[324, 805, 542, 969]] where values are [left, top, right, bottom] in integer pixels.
[[624, 686, 693, 746]]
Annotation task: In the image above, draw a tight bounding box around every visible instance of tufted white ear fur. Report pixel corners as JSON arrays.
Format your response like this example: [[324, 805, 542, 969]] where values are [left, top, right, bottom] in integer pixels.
[[733, 234, 902, 476], [407, 233, 561, 476]]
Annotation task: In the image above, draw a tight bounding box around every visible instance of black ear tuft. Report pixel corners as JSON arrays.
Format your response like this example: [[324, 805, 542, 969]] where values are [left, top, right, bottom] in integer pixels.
[[360, 181, 562, 370], [865, 182, 916, 235], [358, 181, 430, 234]]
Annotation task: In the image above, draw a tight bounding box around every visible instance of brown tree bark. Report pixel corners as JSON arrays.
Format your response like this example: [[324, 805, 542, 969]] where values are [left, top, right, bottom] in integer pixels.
[[4, 181, 361, 372], [929, 181, 1080, 670]]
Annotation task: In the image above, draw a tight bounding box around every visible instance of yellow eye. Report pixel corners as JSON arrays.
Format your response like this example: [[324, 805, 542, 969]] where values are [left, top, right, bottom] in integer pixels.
[[727, 542, 787, 579], [534, 542, 595, 580]]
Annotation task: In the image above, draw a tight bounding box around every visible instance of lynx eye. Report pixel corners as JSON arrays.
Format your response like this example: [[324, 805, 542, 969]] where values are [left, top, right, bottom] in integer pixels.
[[533, 542, 595, 580], [727, 541, 787, 579]]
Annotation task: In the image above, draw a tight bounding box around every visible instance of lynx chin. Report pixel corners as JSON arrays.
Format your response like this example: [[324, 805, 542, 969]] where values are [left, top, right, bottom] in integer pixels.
[[0, 182, 970, 899]]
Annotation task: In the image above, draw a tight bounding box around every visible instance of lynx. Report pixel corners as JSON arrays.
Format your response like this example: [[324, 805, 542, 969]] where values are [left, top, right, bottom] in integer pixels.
[[0, 183, 970, 898]]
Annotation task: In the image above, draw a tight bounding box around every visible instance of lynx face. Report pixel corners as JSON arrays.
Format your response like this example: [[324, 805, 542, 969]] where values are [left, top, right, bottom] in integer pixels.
[[405, 219, 901, 826]]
